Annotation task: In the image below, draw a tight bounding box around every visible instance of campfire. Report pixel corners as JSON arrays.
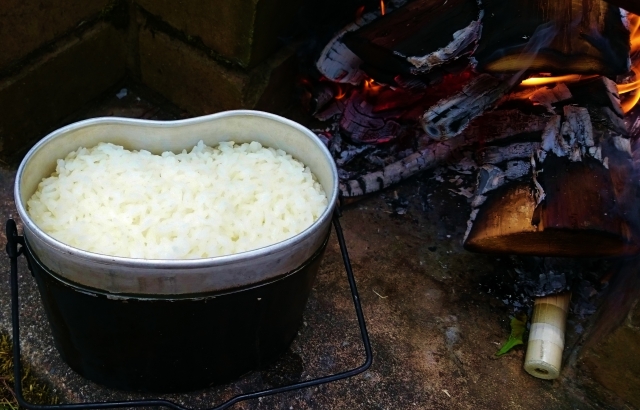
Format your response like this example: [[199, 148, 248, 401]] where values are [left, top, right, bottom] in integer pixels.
[[301, 0, 640, 259]]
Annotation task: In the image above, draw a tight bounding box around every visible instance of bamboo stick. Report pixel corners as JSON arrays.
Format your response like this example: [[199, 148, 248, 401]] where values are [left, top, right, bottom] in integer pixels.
[[524, 292, 571, 380]]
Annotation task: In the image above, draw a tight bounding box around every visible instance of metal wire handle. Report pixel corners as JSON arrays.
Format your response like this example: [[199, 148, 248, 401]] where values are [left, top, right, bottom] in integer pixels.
[[5, 211, 372, 410]]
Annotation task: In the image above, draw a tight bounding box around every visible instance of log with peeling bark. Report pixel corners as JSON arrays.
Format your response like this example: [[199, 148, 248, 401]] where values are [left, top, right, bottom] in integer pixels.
[[341, 0, 482, 78], [464, 101, 639, 257], [340, 108, 553, 198], [340, 134, 467, 197], [420, 74, 514, 140], [316, 1, 408, 85], [474, 0, 631, 76]]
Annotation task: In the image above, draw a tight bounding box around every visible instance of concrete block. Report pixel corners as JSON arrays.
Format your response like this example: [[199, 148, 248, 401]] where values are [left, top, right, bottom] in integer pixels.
[[0, 22, 127, 162], [135, 0, 302, 68], [139, 20, 298, 115], [0, 0, 112, 73]]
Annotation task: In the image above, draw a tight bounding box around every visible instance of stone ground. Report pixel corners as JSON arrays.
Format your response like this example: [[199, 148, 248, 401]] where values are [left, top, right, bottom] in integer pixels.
[[0, 85, 633, 409]]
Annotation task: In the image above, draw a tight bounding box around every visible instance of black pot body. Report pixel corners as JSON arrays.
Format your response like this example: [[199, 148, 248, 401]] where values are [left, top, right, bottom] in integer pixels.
[[24, 236, 328, 393]]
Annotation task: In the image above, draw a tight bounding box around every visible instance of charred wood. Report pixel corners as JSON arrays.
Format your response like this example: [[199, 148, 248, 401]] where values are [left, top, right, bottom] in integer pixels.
[[568, 77, 625, 118], [309, 82, 340, 115], [464, 102, 638, 257], [474, 0, 631, 76], [421, 74, 513, 140], [465, 158, 637, 257], [316, 1, 408, 84], [342, 0, 481, 77], [341, 111, 554, 198], [458, 109, 551, 146], [339, 92, 402, 144], [340, 135, 466, 197], [477, 142, 540, 165]]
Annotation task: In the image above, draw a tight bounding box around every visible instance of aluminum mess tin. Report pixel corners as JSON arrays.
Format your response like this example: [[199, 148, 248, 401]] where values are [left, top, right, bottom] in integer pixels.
[[14, 110, 339, 392]]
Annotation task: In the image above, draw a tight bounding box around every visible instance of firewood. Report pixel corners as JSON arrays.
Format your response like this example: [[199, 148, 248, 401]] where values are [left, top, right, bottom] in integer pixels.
[[420, 74, 513, 140], [339, 91, 402, 144], [340, 135, 467, 197], [477, 142, 540, 165], [458, 109, 551, 145], [568, 77, 625, 118], [464, 102, 638, 257], [316, 1, 408, 85], [340, 110, 553, 198], [474, 0, 631, 76], [308, 82, 340, 115], [341, 0, 481, 78]]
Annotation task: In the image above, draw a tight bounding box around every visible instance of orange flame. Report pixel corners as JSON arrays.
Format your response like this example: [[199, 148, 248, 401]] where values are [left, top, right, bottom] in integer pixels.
[[380, 0, 386, 15], [618, 13, 640, 113], [363, 78, 383, 95], [520, 74, 595, 87], [335, 85, 347, 100], [520, 13, 640, 113]]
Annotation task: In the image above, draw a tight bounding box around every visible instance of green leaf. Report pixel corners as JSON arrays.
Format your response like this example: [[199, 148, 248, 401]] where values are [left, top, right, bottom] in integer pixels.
[[495, 312, 528, 357]]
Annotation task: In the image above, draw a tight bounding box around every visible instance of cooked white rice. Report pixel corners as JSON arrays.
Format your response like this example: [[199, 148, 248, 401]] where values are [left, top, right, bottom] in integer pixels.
[[27, 141, 328, 259]]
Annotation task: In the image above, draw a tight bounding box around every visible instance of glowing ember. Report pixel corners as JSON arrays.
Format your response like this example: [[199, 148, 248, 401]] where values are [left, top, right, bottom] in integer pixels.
[[363, 78, 384, 95], [380, 0, 386, 16]]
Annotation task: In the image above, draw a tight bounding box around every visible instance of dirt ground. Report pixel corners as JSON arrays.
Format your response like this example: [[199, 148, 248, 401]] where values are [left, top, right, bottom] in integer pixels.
[[0, 85, 631, 409]]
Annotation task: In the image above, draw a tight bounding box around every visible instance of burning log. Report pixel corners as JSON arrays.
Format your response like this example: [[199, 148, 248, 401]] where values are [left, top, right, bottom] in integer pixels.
[[464, 102, 638, 257], [341, 0, 482, 78], [474, 0, 631, 76], [316, 1, 408, 85], [420, 74, 514, 140], [339, 109, 552, 198], [568, 76, 625, 118], [340, 135, 467, 197]]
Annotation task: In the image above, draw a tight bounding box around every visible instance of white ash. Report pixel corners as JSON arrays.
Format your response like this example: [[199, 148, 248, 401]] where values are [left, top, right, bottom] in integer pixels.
[[560, 106, 595, 159], [529, 83, 572, 112], [475, 165, 506, 195], [340, 134, 468, 197], [407, 17, 482, 74], [477, 142, 540, 165], [504, 160, 531, 180], [612, 135, 632, 155]]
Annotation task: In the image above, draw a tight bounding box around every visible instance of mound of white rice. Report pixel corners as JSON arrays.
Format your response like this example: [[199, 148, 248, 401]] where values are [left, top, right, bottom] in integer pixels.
[[27, 141, 328, 259]]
